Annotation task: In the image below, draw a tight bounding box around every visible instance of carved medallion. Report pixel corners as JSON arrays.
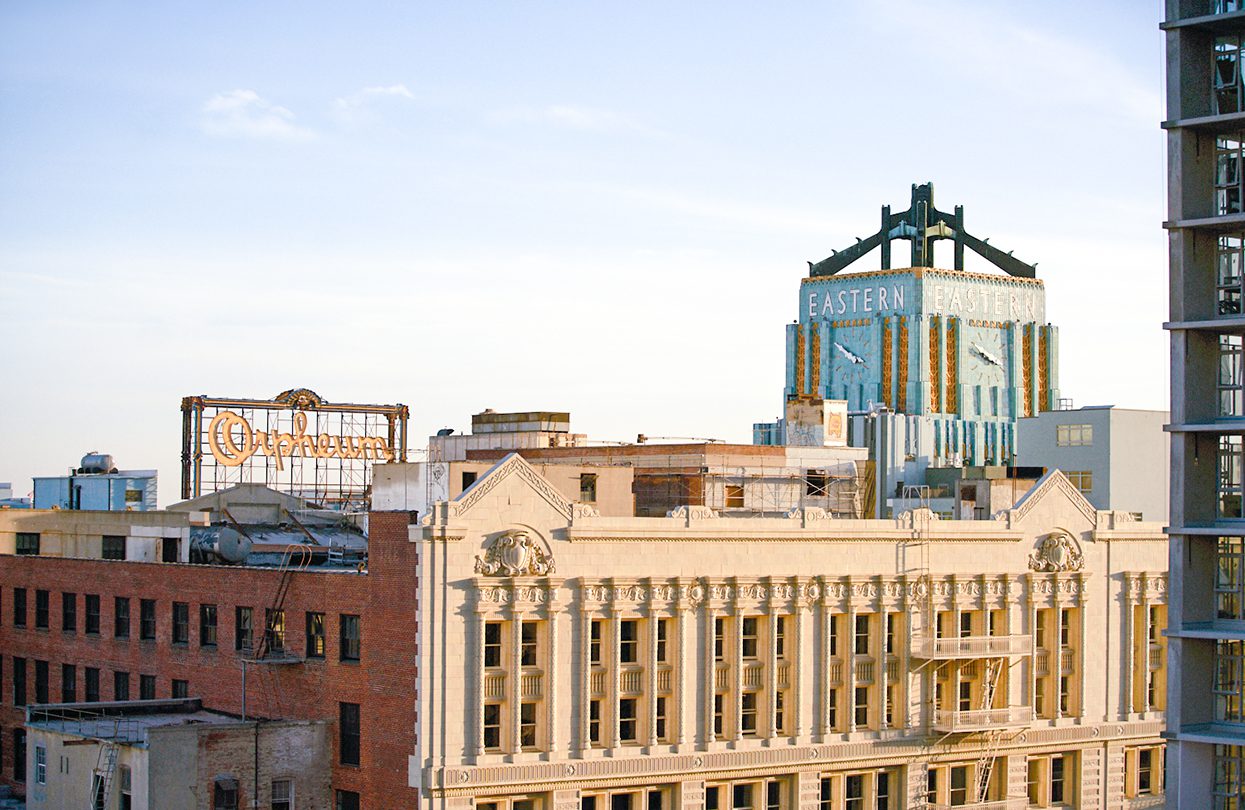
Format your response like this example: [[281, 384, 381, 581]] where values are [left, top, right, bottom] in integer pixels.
[[1028, 531, 1085, 573], [474, 531, 555, 577]]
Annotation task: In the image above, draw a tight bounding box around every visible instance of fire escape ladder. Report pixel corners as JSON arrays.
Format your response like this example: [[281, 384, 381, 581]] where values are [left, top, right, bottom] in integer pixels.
[[89, 738, 119, 810], [972, 659, 1005, 803]]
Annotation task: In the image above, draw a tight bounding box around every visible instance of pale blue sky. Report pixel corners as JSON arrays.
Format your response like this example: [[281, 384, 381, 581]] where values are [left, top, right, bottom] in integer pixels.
[[0, 1, 1167, 500]]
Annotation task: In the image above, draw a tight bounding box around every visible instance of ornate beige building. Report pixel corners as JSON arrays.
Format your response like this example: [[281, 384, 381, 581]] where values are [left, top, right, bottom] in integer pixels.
[[395, 454, 1168, 810]]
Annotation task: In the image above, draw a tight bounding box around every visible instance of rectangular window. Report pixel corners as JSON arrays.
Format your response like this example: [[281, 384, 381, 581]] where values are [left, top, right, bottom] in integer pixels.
[[725, 484, 745, 508], [214, 780, 239, 810], [950, 766, 969, 807], [714, 617, 726, 661], [172, 679, 188, 699], [102, 535, 126, 560], [588, 699, 602, 746], [271, 779, 292, 810], [139, 599, 156, 641], [62, 663, 76, 702], [885, 614, 896, 654], [775, 615, 787, 659], [959, 680, 972, 712], [515, 621, 537, 667], [35, 590, 48, 629], [655, 696, 668, 741], [305, 612, 324, 658], [1221, 434, 1244, 519], [590, 619, 603, 666], [741, 691, 758, 736], [619, 619, 638, 664], [656, 619, 669, 663], [1220, 235, 1245, 316], [827, 688, 837, 730], [1051, 755, 1066, 803], [340, 614, 360, 661], [741, 617, 759, 659], [877, 771, 891, 810], [85, 667, 100, 702], [339, 702, 360, 765], [854, 614, 869, 655], [806, 470, 829, 496], [140, 674, 156, 700], [1059, 609, 1071, 647], [13, 657, 25, 706], [235, 607, 253, 652], [714, 693, 725, 736], [520, 701, 538, 748], [34, 743, 46, 784], [113, 670, 129, 701], [161, 537, 178, 563], [619, 697, 638, 742], [1138, 748, 1154, 795], [854, 686, 868, 728], [1215, 745, 1244, 809], [821, 778, 833, 810], [845, 774, 864, 810], [172, 602, 189, 644], [706, 787, 720, 810], [1221, 135, 1245, 215], [1223, 335, 1245, 417], [114, 597, 130, 638], [1059, 675, 1071, 716], [1065, 470, 1094, 496], [927, 770, 938, 806], [335, 791, 360, 810], [62, 592, 77, 632], [1035, 677, 1047, 717], [484, 621, 502, 667], [775, 690, 786, 733], [829, 614, 838, 656], [85, 594, 100, 635], [1055, 423, 1093, 447], [15, 532, 39, 556], [733, 785, 753, 810], [266, 608, 286, 653], [959, 611, 973, 637], [580, 473, 598, 503], [483, 702, 502, 750], [120, 766, 132, 810], [34, 660, 48, 703], [462, 470, 478, 489], [13, 587, 26, 628], [200, 604, 218, 647]]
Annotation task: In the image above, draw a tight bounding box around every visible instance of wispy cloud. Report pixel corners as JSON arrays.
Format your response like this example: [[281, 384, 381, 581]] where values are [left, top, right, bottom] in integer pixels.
[[200, 89, 313, 140], [333, 84, 415, 123], [494, 104, 664, 137]]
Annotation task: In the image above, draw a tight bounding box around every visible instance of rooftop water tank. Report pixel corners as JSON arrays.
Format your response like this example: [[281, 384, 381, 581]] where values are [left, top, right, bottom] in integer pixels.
[[190, 527, 253, 564], [78, 452, 116, 474]]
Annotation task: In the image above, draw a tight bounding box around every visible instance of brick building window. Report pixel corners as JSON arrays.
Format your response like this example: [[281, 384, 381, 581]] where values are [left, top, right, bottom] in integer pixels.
[[35, 590, 48, 629], [140, 674, 156, 700], [62, 664, 76, 702], [271, 779, 292, 810], [13, 588, 25, 628], [139, 599, 156, 641], [114, 597, 130, 638], [335, 791, 360, 810], [161, 537, 178, 563], [213, 777, 239, 810], [13, 728, 25, 782], [172, 679, 188, 699], [235, 607, 253, 652], [339, 702, 360, 766], [85, 667, 99, 702], [102, 535, 126, 560], [265, 609, 286, 653], [113, 671, 129, 701], [306, 612, 325, 658], [34, 660, 48, 704], [85, 594, 100, 635], [172, 603, 189, 645], [15, 532, 39, 556], [340, 614, 360, 662], [200, 604, 217, 647], [13, 657, 26, 706]]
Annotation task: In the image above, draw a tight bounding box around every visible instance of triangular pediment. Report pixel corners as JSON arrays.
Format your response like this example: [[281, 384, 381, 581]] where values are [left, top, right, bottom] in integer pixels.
[[451, 453, 572, 519], [1009, 468, 1098, 530]]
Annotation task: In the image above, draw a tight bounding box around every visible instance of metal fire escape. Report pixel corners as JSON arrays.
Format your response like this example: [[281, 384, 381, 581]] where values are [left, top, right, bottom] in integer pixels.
[[907, 501, 1030, 808]]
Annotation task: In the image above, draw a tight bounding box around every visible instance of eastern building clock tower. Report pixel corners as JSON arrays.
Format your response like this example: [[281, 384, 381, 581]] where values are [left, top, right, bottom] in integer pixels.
[[758, 183, 1060, 480]]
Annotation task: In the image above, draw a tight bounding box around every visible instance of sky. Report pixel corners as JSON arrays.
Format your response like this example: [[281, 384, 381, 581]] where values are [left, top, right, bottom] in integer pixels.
[[0, 1, 1167, 502]]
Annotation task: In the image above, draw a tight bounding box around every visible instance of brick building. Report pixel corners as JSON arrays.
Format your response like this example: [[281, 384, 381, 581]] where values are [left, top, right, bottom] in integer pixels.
[[0, 502, 421, 808]]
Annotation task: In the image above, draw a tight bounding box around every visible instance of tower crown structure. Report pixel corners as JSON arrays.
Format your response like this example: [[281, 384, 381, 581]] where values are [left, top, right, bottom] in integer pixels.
[[775, 183, 1059, 468], [809, 182, 1037, 277]]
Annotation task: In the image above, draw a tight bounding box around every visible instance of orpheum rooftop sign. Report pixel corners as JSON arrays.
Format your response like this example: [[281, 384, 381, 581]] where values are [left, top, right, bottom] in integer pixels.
[[181, 388, 408, 509]]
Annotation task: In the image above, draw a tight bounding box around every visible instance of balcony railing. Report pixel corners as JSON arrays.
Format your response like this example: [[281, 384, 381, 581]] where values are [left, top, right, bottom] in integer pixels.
[[619, 666, 644, 695], [1034, 649, 1050, 677], [828, 661, 843, 685], [913, 634, 1031, 659], [928, 799, 1028, 810], [855, 658, 875, 684], [1060, 648, 1075, 673], [776, 660, 791, 690], [520, 671, 543, 700], [589, 668, 607, 697], [656, 665, 673, 695], [714, 662, 730, 691], [742, 662, 765, 690], [483, 672, 506, 700], [931, 705, 1033, 733], [1149, 643, 1164, 670]]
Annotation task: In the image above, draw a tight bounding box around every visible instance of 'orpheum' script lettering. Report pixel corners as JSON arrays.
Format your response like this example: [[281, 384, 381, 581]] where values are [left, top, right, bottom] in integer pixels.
[[207, 410, 394, 470]]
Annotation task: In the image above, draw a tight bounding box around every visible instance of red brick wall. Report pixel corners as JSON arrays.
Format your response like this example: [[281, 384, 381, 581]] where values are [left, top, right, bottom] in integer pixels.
[[0, 510, 419, 808]]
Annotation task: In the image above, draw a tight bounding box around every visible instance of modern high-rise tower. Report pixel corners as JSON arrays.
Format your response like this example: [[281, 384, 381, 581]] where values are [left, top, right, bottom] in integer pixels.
[[1163, 2, 1245, 806]]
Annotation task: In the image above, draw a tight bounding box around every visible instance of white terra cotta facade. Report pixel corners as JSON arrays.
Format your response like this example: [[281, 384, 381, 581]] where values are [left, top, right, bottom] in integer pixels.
[[398, 454, 1168, 810]]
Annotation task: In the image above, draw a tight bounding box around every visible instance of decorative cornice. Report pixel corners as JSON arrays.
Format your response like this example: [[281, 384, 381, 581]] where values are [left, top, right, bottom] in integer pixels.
[[452, 453, 572, 519], [1011, 470, 1098, 527]]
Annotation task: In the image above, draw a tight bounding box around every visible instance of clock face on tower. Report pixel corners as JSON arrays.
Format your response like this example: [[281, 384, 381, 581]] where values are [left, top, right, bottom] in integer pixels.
[[833, 329, 874, 387], [967, 328, 1008, 383]]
